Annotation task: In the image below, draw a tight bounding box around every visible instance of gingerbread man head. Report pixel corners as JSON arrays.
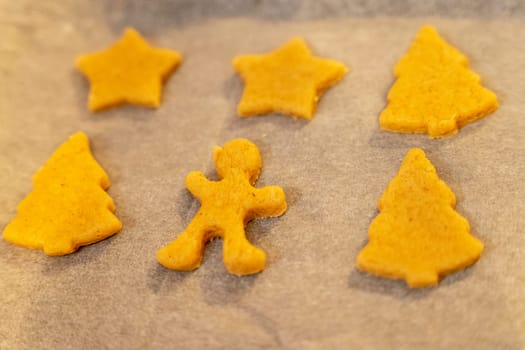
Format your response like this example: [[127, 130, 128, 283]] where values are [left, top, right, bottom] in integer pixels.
[[213, 138, 262, 184]]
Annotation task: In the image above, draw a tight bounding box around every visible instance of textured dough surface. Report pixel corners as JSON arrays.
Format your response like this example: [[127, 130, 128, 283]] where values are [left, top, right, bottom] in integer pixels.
[[233, 37, 348, 120], [380, 25, 498, 137], [157, 138, 287, 275], [357, 148, 483, 287], [3, 132, 122, 255], [76, 27, 182, 111]]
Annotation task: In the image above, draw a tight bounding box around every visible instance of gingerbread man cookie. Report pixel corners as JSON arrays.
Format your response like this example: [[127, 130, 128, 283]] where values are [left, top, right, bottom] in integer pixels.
[[157, 138, 287, 275]]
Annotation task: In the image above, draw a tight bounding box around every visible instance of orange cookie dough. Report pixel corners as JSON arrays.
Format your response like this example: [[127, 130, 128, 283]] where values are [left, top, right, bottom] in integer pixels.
[[76, 27, 182, 111], [356, 148, 483, 288], [3, 132, 122, 255], [380, 25, 498, 137], [157, 138, 287, 275], [233, 37, 348, 120]]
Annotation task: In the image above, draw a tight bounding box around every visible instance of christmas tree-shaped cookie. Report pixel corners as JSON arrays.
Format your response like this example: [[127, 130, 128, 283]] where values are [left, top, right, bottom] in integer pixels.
[[3, 132, 122, 255], [380, 25, 498, 137], [357, 148, 483, 287]]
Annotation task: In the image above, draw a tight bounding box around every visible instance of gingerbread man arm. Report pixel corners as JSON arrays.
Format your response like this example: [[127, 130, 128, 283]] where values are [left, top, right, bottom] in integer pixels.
[[248, 186, 287, 219], [185, 171, 214, 200]]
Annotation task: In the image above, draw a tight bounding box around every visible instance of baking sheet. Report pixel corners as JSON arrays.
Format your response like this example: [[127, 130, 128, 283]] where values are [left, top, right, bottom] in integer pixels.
[[1, 1, 524, 349]]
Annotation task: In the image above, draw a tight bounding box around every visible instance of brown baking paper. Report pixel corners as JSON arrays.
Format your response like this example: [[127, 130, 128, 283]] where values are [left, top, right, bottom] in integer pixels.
[[1, 1, 524, 349]]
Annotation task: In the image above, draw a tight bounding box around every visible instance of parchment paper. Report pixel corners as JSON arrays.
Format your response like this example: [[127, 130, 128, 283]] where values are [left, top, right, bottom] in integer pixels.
[[1, 1, 524, 349]]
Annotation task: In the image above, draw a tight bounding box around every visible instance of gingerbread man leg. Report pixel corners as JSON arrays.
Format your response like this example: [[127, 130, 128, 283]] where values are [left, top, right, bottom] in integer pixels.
[[157, 217, 209, 270], [222, 222, 266, 276]]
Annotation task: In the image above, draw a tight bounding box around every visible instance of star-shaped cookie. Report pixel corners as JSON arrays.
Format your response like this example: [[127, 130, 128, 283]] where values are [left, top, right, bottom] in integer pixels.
[[233, 38, 348, 120], [76, 28, 182, 111]]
